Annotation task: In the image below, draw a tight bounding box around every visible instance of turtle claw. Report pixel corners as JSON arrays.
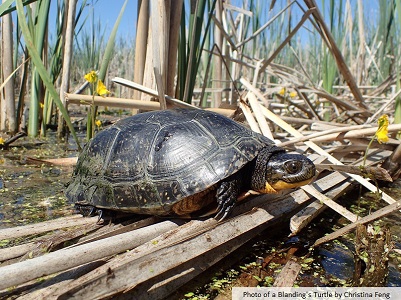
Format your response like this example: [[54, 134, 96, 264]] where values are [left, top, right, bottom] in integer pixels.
[[96, 209, 103, 223], [214, 206, 231, 222], [88, 206, 97, 217]]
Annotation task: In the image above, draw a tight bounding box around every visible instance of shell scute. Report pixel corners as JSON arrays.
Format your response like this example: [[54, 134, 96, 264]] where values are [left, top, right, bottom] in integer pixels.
[[66, 109, 272, 214]]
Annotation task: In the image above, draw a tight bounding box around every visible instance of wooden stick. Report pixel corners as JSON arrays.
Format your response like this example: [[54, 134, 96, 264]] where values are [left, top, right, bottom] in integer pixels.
[[0, 216, 98, 240], [301, 185, 358, 222], [0, 242, 34, 262], [272, 259, 302, 287], [290, 181, 351, 235], [112, 77, 197, 109], [315, 164, 393, 182], [239, 100, 261, 133], [309, 124, 401, 143], [26, 156, 78, 167], [68, 217, 158, 248], [246, 92, 274, 140], [16, 260, 106, 300], [313, 199, 401, 247], [278, 124, 372, 147], [0, 221, 179, 290], [65, 93, 160, 110]]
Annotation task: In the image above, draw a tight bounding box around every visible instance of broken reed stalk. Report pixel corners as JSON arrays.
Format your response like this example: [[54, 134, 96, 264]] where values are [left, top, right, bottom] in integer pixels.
[[0, 221, 180, 290], [272, 259, 302, 287], [66, 93, 161, 110], [278, 124, 373, 147], [167, 0, 184, 98], [301, 185, 358, 222], [239, 100, 262, 134], [290, 177, 353, 235], [111, 77, 197, 108], [0, 215, 98, 240], [308, 124, 401, 143], [245, 91, 274, 139], [154, 68, 167, 110], [313, 199, 401, 247], [150, 0, 168, 109], [0, 242, 35, 262]]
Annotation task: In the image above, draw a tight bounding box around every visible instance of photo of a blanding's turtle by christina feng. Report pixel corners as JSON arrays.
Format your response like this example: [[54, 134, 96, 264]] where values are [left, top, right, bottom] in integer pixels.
[[66, 109, 316, 221]]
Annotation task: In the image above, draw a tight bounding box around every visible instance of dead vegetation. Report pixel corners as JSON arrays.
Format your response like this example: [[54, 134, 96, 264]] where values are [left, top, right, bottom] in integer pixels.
[[1, 0, 401, 298]]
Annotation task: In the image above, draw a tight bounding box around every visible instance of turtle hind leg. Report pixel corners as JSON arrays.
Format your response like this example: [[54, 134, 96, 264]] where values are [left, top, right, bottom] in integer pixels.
[[75, 204, 105, 221], [75, 204, 138, 224], [214, 173, 243, 221]]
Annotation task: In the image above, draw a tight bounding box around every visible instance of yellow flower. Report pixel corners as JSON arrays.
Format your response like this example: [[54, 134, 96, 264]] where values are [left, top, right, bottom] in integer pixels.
[[96, 80, 110, 97], [39, 103, 44, 108], [278, 87, 286, 96], [0, 137, 5, 145], [84, 71, 97, 83], [289, 91, 297, 98], [375, 114, 389, 144], [95, 120, 102, 128]]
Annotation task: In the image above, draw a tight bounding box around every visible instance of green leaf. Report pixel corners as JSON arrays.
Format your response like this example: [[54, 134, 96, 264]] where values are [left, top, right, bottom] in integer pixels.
[[16, 0, 81, 149], [0, 0, 14, 16], [0, 0, 36, 17], [98, 0, 128, 82]]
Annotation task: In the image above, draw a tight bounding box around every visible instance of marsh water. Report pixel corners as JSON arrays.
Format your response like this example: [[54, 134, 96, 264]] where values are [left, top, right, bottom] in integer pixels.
[[0, 134, 400, 294], [0, 135, 77, 229]]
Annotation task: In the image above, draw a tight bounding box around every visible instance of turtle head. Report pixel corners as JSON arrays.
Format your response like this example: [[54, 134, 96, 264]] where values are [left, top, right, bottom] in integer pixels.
[[251, 149, 316, 194]]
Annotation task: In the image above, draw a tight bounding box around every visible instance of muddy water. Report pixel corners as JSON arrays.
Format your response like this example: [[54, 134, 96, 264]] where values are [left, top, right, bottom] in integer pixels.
[[1, 136, 400, 291]]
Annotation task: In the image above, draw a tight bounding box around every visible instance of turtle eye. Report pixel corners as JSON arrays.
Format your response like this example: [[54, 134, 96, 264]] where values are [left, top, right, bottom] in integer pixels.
[[285, 161, 301, 174]]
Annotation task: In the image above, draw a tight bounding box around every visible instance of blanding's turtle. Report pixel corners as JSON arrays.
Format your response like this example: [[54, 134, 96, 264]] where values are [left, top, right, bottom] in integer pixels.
[[66, 109, 315, 220]]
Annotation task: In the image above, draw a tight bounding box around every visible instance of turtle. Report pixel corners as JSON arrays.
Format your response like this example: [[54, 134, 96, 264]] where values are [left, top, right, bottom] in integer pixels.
[[66, 109, 315, 221]]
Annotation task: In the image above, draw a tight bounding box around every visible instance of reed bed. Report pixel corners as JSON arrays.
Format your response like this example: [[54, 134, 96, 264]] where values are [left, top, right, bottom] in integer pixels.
[[1, 0, 401, 297]]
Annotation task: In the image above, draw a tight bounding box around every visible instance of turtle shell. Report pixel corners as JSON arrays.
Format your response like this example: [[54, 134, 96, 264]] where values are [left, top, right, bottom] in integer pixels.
[[66, 109, 281, 215]]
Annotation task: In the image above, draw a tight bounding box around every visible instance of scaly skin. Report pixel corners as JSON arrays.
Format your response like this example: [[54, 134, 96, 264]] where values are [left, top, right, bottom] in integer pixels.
[[213, 148, 316, 221]]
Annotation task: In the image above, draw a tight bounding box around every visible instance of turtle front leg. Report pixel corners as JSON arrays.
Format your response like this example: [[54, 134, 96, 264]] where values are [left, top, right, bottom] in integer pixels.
[[214, 174, 242, 221]]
